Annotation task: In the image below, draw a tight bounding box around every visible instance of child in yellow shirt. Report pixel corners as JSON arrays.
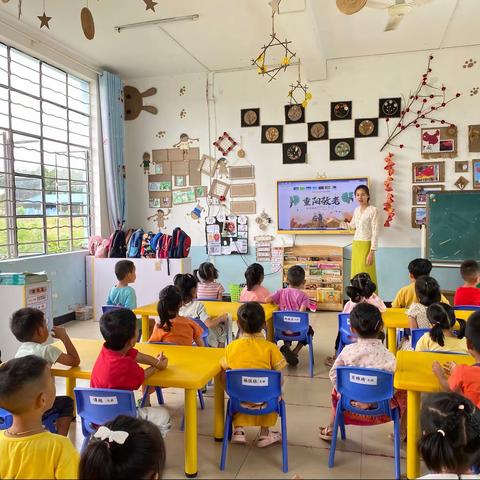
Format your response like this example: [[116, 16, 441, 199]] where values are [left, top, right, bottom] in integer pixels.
[[0, 355, 79, 479], [220, 302, 286, 448]]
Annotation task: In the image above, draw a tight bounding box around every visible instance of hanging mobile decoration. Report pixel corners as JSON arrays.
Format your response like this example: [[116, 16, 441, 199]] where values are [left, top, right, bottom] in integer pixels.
[[213, 132, 237, 156], [81, 1, 95, 40], [17, 0, 22, 20], [383, 153, 396, 227], [288, 60, 312, 107], [143, 0, 158, 12], [380, 55, 461, 151], [38, 0, 52, 29], [251, 0, 296, 82]]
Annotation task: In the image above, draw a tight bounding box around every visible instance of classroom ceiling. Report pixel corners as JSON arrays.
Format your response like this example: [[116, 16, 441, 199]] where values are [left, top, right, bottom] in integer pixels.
[[0, 0, 479, 80]]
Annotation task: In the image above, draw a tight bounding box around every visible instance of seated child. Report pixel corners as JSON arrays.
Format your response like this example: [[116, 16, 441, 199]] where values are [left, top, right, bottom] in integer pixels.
[[432, 311, 480, 408], [80, 415, 165, 480], [454, 259, 480, 307], [149, 285, 205, 347], [91, 308, 171, 437], [417, 392, 480, 479], [0, 355, 79, 479], [195, 262, 225, 300], [240, 263, 271, 303], [174, 273, 230, 347], [392, 258, 449, 308], [107, 260, 137, 309], [11, 307, 80, 436], [319, 303, 406, 441], [325, 272, 386, 367], [266, 265, 313, 366], [220, 302, 286, 447], [415, 302, 468, 354]]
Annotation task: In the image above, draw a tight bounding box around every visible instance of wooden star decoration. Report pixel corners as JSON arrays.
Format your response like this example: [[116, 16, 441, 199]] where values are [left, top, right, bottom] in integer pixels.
[[144, 0, 158, 12], [38, 11, 52, 29], [269, 0, 282, 14]]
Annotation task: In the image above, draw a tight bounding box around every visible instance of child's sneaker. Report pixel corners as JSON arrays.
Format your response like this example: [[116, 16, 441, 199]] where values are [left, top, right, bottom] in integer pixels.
[[280, 345, 299, 366]]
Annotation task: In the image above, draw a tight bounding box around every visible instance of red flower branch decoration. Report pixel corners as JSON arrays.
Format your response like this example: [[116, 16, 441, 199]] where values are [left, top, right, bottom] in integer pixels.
[[383, 153, 395, 227], [380, 55, 461, 151]]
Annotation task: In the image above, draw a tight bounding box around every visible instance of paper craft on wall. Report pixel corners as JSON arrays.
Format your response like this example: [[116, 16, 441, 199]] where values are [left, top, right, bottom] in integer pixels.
[[355, 118, 378, 138], [188, 160, 202, 185], [140, 152, 151, 174], [285, 104, 305, 124], [199, 155, 218, 177], [473, 159, 480, 189], [255, 235, 274, 262], [147, 208, 170, 231], [172, 187, 196, 205], [454, 176, 469, 190], [308, 122, 328, 141], [261, 125, 283, 144], [149, 191, 172, 209], [455, 161, 469, 173], [189, 203, 204, 223], [230, 183, 256, 198], [411, 207, 426, 229], [148, 174, 172, 191], [171, 162, 188, 176], [412, 184, 444, 205], [152, 149, 168, 164], [216, 158, 229, 178], [379, 98, 401, 118], [330, 138, 355, 161], [421, 126, 458, 158], [172, 133, 199, 156], [230, 200, 256, 214], [283, 142, 307, 164], [241, 108, 260, 127], [213, 132, 237, 156], [194, 186, 207, 198], [412, 161, 445, 183], [209, 179, 230, 199], [383, 153, 395, 227], [271, 246, 284, 272], [229, 165, 255, 180], [205, 215, 248, 256], [255, 210, 272, 231], [174, 175, 186, 187], [468, 125, 480, 152], [331, 101, 352, 121], [124, 86, 158, 120]]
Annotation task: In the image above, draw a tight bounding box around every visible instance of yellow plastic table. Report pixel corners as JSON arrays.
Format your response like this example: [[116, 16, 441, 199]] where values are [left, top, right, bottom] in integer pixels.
[[134, 301, 279, 342], [51, 339, 225, 478], [382, 308, 471, 355], [394, 350, 474, 479]]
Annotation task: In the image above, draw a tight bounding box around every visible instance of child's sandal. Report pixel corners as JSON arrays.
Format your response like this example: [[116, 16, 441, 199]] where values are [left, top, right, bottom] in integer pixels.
[[231, 428, 246, 444], [257, 430, 281, 448], [318, 426, 333, 441]]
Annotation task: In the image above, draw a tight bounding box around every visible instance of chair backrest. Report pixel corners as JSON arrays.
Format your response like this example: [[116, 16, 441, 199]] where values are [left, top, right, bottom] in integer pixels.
[[0, 407, 13, 430], [336, 366, 394, 417], [74, 387, 137, 438], [197, 298, 220, 302], [411, 328, 430, 350], [225, 369, 282, 415], [101, 305, 124, 314], [273, 311, 309, 335], [453, 306, 480, 311], [191, 317, 209, 344], [338, 313, 357, 346]]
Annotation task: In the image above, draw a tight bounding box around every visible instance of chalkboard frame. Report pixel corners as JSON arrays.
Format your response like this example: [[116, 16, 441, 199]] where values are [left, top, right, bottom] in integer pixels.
[[426, 190, 480, 264]]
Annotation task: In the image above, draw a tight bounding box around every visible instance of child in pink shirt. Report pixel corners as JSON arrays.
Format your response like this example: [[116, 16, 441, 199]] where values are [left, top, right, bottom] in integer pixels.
[[240, 263, 271, 303], [267, 265, 313, 366]]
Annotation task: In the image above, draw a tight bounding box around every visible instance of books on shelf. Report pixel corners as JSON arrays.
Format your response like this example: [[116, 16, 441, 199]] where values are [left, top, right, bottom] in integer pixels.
[[0, 272, 48, 286]]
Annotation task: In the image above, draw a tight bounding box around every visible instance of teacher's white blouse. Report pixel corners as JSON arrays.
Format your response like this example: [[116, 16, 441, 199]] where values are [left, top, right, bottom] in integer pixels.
[[346, 205, 379, 250]]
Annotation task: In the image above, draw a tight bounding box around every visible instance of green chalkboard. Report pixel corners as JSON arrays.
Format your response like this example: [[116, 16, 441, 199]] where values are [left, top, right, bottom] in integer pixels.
[[427, 190, 480, 263]]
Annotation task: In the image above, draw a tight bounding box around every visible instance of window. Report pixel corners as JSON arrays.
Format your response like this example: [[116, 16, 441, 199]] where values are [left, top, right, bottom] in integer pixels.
[[0, 43, 92, 259]]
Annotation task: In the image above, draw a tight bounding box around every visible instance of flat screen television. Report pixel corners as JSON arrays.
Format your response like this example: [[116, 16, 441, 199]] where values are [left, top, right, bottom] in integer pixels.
[[277, 177, 369, 234]]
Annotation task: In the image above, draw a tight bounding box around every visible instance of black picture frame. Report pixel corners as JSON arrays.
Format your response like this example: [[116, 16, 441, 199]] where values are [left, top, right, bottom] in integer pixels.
[[284, 104, 305, 124], [330, 101, 352, 121], [240, 108, 260, 127], [261, 125, 283, 144], [379, 98, 402, 118], [330, 138, 355, 161], [355, 118, 379, 138], [308, 121, 329, 141], [283, 142, 307, 164]]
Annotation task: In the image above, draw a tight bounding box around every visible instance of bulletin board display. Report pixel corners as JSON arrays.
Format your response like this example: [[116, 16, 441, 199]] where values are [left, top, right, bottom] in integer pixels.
[[277, 177, 369, 234], [205, 215, 248, 256]]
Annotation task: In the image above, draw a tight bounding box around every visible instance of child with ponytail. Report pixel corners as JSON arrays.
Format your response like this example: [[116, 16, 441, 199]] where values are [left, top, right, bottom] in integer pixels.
[[240, 263, 271, 303], [418, 392, 480, 479], [149, 285, 205, 346], [79, 415, 166, 480], [415, 302, 468, 354]]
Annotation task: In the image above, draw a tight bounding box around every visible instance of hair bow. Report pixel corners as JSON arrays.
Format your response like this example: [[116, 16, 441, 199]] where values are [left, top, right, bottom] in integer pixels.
[[94, 426, 129, 445]]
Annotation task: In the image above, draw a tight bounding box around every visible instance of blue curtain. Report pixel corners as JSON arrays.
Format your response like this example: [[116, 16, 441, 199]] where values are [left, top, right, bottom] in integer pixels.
[[99, 71, 126, 231]]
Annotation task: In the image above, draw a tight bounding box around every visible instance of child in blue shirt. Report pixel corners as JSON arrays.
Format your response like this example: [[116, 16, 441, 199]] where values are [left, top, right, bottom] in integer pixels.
[[107, 260, 137, 309]]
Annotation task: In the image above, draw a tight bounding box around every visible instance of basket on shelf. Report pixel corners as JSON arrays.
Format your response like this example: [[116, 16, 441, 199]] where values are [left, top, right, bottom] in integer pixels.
[[229, 284, 243, 302]]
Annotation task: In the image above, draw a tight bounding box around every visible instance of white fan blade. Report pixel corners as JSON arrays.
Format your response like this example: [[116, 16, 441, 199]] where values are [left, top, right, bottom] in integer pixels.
[[385, 14, 403, 31], [413, 0, 435, 6], [366, 0, 390, 9]]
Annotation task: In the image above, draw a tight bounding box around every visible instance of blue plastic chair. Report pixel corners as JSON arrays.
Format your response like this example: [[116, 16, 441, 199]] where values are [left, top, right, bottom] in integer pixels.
[[453, 305, 480, 311], [328, 366, 401, 480], [273, 311, 314, 377], [411, 328, 430, 350], [192, 317, 209, 347], [220, 369, 288, 473], [74, 387, 137, 451], [0, 408, 13, 430], [337, 313, 356, 355]]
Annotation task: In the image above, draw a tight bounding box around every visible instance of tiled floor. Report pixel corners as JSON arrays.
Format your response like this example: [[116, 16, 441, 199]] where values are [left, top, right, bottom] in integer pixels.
[[63, 312, 426, 479]]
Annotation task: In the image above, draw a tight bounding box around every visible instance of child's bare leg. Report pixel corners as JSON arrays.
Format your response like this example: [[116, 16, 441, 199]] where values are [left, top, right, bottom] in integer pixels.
[[55, 416, 72, 436], [292, 342, 304, 355]]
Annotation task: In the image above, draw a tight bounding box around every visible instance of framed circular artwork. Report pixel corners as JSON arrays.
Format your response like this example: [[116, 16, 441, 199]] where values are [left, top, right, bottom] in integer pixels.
[[308, 121, 329, 141], [379, 98, 401, 118], [330, 138, 355, 161], [284, 104, 305, 124], [355, 118, 378, 137], [331, 101, 352, 120], [241, 108, 260, 127], [261, 125, 283, 144]]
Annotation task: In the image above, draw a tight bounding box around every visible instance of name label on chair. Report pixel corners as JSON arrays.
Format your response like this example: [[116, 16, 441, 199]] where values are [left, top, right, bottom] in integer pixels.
[[89, 395, 119, 405], [349, 373, 378, 386], [284, 315, 301, 323], [241, 376, 269, 386]]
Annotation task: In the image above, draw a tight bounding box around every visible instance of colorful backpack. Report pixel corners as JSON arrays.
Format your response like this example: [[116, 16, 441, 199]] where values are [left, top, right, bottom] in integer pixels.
[[127, 229, 144, 258], [157, 234, 172, 259], [94, 238, 111, 258], [168, 228, 191, 258], [141, 231, 156, 258], [108, 229, 127, 258], [149, 232, 163, 253], [88, 236, 104, 256]]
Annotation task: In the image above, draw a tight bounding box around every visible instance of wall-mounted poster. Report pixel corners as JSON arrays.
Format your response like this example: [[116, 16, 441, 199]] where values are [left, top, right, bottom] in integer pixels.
[[412, 184, 444, 205], [411, 207, 427, 229], [473, 159, 480, 189], [421, 126, 458, 158], [412, 162, 445, 183], [205, 215, 248, 256]]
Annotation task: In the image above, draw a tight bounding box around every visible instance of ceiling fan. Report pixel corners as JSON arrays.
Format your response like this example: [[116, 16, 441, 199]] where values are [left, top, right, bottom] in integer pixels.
[[336, 0, 435, 31]]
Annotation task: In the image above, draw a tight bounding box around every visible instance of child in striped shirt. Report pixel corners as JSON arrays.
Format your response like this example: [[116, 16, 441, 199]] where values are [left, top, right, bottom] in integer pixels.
[[195, 262, 225, 300]]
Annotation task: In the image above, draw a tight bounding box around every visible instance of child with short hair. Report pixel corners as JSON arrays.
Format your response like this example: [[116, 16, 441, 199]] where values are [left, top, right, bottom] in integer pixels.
[[319, 303, 405, 440], [240, 263, 271, 303], [392, 258, 449, 308], [415, 302, 468, 354], [149, 285, 205, 347], [432, 311, 480, 408], [11, 307, 80, 436], [174, 273, 230, 347], [221, 302, 286, 447], [266, 265, 314, 366], [0, 355, 79, 479], [454, 259, 480, 307], [107, 260, 137, 309], [417, 392, 480, 479], [79, 415, 166, 480], [91, 308, 171, 436], [195, 262, 225, 300]]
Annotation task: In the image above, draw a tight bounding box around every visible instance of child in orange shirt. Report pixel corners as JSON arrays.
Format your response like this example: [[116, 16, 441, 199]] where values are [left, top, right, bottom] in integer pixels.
[[149, 285, 205, 347]]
